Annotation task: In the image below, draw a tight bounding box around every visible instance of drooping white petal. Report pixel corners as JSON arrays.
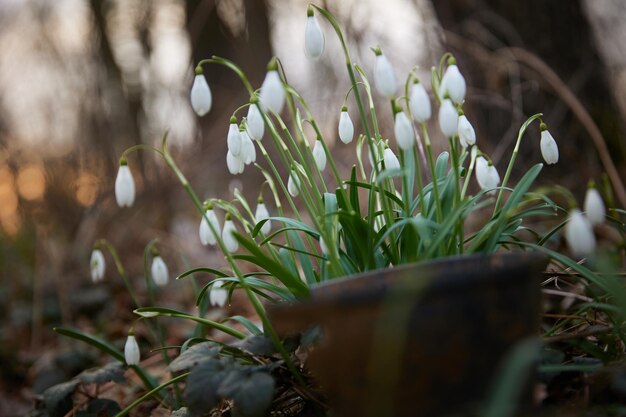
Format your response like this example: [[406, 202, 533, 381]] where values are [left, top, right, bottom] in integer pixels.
[[584, 188, 605, 226], [565, 209, 596, 257], [255, 202, 271, 235], [288, 171, 300, 197], [190, 74, 212, 116], [209, 280, 228, 307], [199, 209, 220, 246], [475, 156, 500, 193], [222, 219, 239, 252], [226, 150, 245, 175], [124, 335, 140, 366], [383, 148, 400, 171], [312, 140, 327, 172], [374, 53, 396, 97], [394, 111, 414, 150], [440, 64, 466, 104], [540, 130, 559, 165], [151, 256, 169, 287], [338, 110, 354, 144], [304, 15, 324, 59], [90, 249, 105, 283], [227, 123, 242, 156], [457, 115, 476, 148], [409, 82, 431, 122], [246, 104, 264, 140], [240, 131, 256, 165], [259, 70, 285, 114], [438, 99, 458, 138], [115, 165, 136, 207]]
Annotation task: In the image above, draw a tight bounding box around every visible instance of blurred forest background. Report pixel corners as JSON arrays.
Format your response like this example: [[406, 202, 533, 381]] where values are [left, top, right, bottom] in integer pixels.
[[1, 0, 625, 414]]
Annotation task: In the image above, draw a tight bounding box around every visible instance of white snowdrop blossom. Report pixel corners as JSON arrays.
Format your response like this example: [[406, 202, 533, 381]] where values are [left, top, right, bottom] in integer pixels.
[[304, 10, 324, 59], [90, 249, 105, 283], [338, 107, 354, 144], [124, 334, 140, 366], [115, 163, 135, 208], [457, 115, 476, 148], [584, 187, 605, 226], [288, 171, 300, 197], [209, 280, 228, 307], [565, 209, 596, 257], [190, 72, 212, 116], [240, 131, 256, 165], [199, 208, 220, 246], [255, 201, 271, 235], [222, 217, 239, 253], [438, 99, 458, 138], [259, 68, 285, 114], [409, 81, 431, 122], [373, 51, 396, 97], [312, 140, 327, 171], [475, 156, 500, 193], [383, 148, 400, 171], [227, 120, 242, 156], [540, 128, 559, 165], [394, 111, 414, 150], [226, 150, 245, 175], [440, 64, 466, 104], [151, 255, 169, 287], [246, 103, 264, 140]]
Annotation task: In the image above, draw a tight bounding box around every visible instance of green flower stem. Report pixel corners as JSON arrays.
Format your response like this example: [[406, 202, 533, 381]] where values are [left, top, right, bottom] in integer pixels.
[[448, 136, 463, 254], [96, 239, 141, 308], [114, 372, 190, 417], [276, 58, 306, 144], [196, 57, 254, 95], [461, 146, 478, 200], [493, 113, 543, 215], [420, 123, 443, 223]]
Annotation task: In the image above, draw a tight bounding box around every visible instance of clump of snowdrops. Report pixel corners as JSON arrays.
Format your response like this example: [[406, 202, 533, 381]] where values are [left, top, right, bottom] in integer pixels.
[[53, 4, 626, 417]]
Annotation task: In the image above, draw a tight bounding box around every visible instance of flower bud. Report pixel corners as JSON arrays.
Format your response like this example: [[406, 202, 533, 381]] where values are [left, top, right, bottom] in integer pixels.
[[475, 156, 500, 193], [259, 66, 285, 114], [151, 255, 169, 287], [438, 99, 458, 138], [312, 139, 327, 172], [288, 171, 300, 197], [565, 209, 596, 257], [190, 72, 212, 116], [304, 9, 324, 59], [115, 161, 136, 208], [338, 107, 354, 144], [409, 81, 431, 122], [373, 50, 396, 97], [539, 126, 559, 165], [199, 208, 220, 246], [226, 150, 245, 175], [124, 334, 140, 366], [246, 103, 264, 140], [394, 111, 414, 150], [440, 64, 466, 104], [255, 201, 271, 235], [584, 186, 605, 226], [209, 280, 228, 307], [90, 249, 105, 283], [457, 114, 476, 148], [383, 148, 400, 171], [227, 119, 242, 156], [222, 215, 239, 252]]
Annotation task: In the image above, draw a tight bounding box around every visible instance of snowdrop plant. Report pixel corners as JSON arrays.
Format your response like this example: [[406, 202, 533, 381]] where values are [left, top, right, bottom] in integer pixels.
[[90, 248, 105, 283], [115, 159, 135, 207], [124, 332, 140, 366]]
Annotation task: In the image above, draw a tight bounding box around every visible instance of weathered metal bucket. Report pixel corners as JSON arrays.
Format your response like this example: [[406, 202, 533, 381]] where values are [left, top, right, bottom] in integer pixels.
[[267, 252, 547, 417]]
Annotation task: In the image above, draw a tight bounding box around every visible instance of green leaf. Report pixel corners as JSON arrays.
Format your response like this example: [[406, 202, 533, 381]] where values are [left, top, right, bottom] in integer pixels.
[[287, 230, 317, 285], [54, 327, 124, 362], [343, 180, 404, 207], [434, 151, 449, 179], [224, 316, 263, 336], [176, 267, 229, 280], [232, 372, 275, 417], [134, 307, 246, 339], [169, 342, 220, 373]]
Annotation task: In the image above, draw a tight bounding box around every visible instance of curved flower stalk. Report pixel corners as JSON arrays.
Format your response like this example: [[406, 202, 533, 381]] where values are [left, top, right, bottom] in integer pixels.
[[304, 6, 325, 59], [338, 106, 354, 144], [584, 184, 605, 226], [539, 123, 559, 165], [115, 159, 136, 207], [190, 69, 212, 116], [90, 248, 105, 283]]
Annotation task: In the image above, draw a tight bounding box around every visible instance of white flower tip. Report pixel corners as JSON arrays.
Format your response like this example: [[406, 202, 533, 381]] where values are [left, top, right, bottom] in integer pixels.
[[374, 53, 397, 97], [191, 73, 212, 116], [312, 140, 327, 172], [288, 172, 300, 197], [305, 15, 325, 59], [222, 219, 239, 252]]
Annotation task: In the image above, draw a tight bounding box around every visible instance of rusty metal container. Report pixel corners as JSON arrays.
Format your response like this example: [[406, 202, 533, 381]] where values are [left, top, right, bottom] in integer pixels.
[[267, 252, 547, 417]]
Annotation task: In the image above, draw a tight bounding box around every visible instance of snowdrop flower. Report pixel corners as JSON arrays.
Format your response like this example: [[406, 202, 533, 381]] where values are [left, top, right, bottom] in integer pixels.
[[394, 110, 414, 150], [457, 114, 476, 148], [90, 248, 105, 283], [226, 150, 245, 175], [338, 106, 354, 144], [584, 185, 605, 226], [227, 117, 242, 156], [440, 62, 466, 104], [373, 48, 396, 97], [199, 206, 220, 246], [259, 60, 285, 114], [222, 214, 239, 252], [115, 160, 135, 207], [539, 123, 559, 165], [409, 80, 431, 122], [383, 147, 400, 171], [475, 156, 500, 193], [124, 333, 140, 366], [150, 255, 169, 287], [312, 139, 327, 172], [240, 130, 256, 165], [438, 99, 458, 138], [246, 101, 264, 140], [565, 209, 596, 257], [288, 171, 300, 197], [304, 6, 324, 59], [209, 280, 228, 307], [255, 199, 271, 235], [190, 69, 212, 116]]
